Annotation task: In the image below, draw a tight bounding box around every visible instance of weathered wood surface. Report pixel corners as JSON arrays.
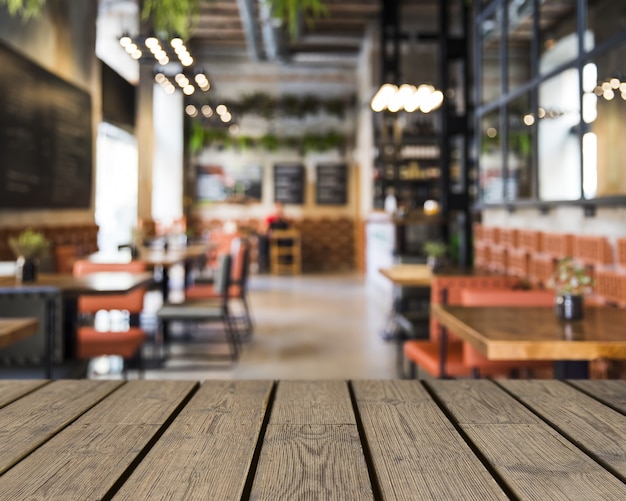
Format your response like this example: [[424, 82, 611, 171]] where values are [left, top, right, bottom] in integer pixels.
[[432, 304, 626, 360], [352, 380, 507, 500], [0, 379, 47, 409], [0, 379, 624, 500], [250, 380, 373, 500], [0, 318, 39, 349], [113, 380, 273, 500], [428, 380, 626, 499]]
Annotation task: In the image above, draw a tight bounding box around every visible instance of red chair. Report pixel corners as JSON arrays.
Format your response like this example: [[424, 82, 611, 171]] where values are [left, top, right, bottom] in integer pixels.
[[185, 237, 253, 337], [73, 260, 148, 377], [404, 288, 555, 379]]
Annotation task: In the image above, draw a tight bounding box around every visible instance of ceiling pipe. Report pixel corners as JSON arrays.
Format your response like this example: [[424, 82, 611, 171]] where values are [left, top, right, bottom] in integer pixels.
[[236, 0, 263, 60], [259, 0, 287, 62]]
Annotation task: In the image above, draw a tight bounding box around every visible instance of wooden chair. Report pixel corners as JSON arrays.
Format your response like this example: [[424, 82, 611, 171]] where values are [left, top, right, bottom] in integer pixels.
[[404, 287, 555, 379], [269, 229, 301, 275], [73, 260, 148, 378], [157, 253, 240, 362], [185, 238, 254, 338]]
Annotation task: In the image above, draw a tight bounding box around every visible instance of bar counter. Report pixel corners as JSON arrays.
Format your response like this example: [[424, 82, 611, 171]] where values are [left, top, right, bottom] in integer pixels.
[[0, 379, 624, 500]]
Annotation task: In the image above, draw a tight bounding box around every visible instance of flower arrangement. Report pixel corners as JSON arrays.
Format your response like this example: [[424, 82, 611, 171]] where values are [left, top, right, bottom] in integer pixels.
[[547, 257, 593, 296], [8, 229, 49, 260]]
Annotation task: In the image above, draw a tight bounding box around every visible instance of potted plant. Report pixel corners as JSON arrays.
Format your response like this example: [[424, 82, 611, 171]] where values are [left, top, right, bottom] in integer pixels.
[[423, 240, 447, 272], [547, 257, 593, 321], [8, 229, 49, 282]]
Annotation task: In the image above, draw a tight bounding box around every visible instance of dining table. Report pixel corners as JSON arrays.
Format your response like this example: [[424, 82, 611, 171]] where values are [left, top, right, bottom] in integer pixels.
[[0, 379, 624, 500], [0, 318, 39, 350], [0, 272, 153, 360], [432, 304, 626, 379]]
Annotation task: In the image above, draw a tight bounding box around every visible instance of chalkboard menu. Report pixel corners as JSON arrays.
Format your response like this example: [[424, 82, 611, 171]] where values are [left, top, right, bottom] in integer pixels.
[[0, 41, 92, 209], [274, 164, 305, 204], [316, 163, 348, 205]]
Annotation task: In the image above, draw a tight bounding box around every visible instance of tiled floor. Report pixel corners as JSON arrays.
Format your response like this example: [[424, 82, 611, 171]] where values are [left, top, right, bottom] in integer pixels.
[[135, 272, 399, 380]]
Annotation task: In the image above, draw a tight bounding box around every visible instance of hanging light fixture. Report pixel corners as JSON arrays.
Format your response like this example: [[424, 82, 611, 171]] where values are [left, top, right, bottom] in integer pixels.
[[119, 33, 211, 95], [370, 83, 444, 113]]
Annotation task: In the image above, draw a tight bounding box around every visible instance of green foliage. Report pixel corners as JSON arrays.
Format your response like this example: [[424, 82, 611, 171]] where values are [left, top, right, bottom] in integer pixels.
[[0, 0, 46, 20], [8, 229, 49, 259], [268, 0, 329, 40], [423, 241, 447, 258], [141, 0, 201, 39], [547, 257, 594, 296]]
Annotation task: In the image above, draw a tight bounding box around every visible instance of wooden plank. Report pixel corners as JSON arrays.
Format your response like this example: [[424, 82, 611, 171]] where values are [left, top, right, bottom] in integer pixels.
[[0, 380, 122, 475], [428, 380, 626, 499], [0, 379, 48, 409], [352, 380, 507, 500], [250, 380, 373, 499], [113, 380, 273, 500], [569, 380, 626, 414], [0, 380, 196, 500], [499, 380, 626, 478]]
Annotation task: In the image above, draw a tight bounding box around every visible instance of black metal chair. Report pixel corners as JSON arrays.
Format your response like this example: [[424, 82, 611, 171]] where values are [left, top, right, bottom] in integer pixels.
[[157, 253, 240, 362]]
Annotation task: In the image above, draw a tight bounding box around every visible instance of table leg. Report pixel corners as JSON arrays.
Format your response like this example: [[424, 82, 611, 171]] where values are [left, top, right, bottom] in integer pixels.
[[63, 297, 78, 360], [161, 266, 170, 302], [554, 361, 589, 379]]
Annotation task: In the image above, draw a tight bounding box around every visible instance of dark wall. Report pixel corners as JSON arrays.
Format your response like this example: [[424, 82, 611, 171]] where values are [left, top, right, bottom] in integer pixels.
[[102, 61, 136, 130]]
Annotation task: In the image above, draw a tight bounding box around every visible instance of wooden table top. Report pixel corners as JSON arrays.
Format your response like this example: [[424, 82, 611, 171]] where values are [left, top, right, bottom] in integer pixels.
[[0, 379, 624, 499], [432, 304, 626, 361], [138, 244, 208, 266], [0, 318, 38, 350], [0, 272, 153, 298], [379, 264, 433, 286]]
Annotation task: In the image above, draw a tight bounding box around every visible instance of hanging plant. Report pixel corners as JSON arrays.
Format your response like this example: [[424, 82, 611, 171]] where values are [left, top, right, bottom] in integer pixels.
[[141, 0, 201, 39], [267, 0, 329, 40], [0, 0, 45, 20], [259, 133, 280, 152]]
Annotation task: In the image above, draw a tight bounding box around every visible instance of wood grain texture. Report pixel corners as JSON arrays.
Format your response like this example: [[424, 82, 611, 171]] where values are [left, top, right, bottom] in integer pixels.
[[432, 304, 626, 360], [569, 380, 626, 414], [0, 379, 47, 409], [499, 380, 626, 477], [379, 265, 433, 287], [250, 380, 373, 500], [0, 380, 122, 475], [113, 380, 273, 501], [0, 380, 196, 500], [0, 318, 38, 349], [352, 380, 508, 500], [429, 380, 626, 499]]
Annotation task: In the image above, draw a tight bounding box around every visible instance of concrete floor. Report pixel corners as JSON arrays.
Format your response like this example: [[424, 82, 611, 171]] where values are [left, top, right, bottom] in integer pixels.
[[127, 272, 399, 380]]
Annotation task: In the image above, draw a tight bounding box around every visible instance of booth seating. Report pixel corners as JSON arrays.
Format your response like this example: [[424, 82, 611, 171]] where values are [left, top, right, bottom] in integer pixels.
[[269, 229, 302, 275], [73, 260, 149, 378], [404, 276, 555, 379], [185, 238, 254, 338]]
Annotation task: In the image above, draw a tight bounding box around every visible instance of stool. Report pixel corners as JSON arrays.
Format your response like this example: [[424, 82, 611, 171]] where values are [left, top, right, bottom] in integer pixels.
[[269, 229, 301, 275]]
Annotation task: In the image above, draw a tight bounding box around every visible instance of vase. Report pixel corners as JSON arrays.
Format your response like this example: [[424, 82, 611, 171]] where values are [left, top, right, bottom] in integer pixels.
[[427, 255, 443, 273], [555, 294, 584, 321], [15, 256, 38, 283]]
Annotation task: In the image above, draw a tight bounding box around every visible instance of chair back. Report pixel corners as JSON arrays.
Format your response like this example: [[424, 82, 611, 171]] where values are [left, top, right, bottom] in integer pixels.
[[213, 253, 232, 303], [73, 260, 147, 313]]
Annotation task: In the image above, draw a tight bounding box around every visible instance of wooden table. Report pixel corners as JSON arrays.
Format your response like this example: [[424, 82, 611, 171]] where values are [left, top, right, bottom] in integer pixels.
[[0, 379, 624, 499], [378, 264, 433, 287], [0, 318, 38, 349], [432, 304, 626, 378]]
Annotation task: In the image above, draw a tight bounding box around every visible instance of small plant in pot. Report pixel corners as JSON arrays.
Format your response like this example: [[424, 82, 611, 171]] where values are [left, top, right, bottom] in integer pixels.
[[8, 229, 49, 283], [547, 257, 593, 321], [423, 241, 447, 273]]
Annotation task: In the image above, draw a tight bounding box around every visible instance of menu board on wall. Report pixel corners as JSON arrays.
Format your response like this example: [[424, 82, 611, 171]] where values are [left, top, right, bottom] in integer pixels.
[[274, 164, 305, 204], [0, 41, 92, 209], [316, 163, 348, 205]]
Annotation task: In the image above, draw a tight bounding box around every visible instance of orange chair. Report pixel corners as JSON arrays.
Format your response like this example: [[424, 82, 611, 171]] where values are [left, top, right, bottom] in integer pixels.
[[404, 287, 555, 379], [185, 238, 253, 337], [73, 260, 148, 377]]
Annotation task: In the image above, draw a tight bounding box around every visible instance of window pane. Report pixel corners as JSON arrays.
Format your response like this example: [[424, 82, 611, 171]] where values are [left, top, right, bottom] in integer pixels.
[[507, 93, 534, 200], [507, 0, 534, 91], [538, 71, 581, 201], [583, 42, 626, 198], [587, 0, 626, 49], [481, 8, 502, 104], [479, 110, 504, 202], [539, 0, 578, 75]]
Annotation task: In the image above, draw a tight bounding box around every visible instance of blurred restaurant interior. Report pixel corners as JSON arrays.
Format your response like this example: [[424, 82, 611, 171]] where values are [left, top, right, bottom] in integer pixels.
[[0, 0, 626, 381]]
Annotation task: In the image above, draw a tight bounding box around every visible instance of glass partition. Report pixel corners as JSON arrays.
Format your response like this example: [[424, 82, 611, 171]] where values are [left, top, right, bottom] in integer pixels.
[[479, 110, 503, 202], [539, 0, 578, 75], [507, 93, 533, 200], [481, 8, 502, 104], [507, 0, 533, 92]]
